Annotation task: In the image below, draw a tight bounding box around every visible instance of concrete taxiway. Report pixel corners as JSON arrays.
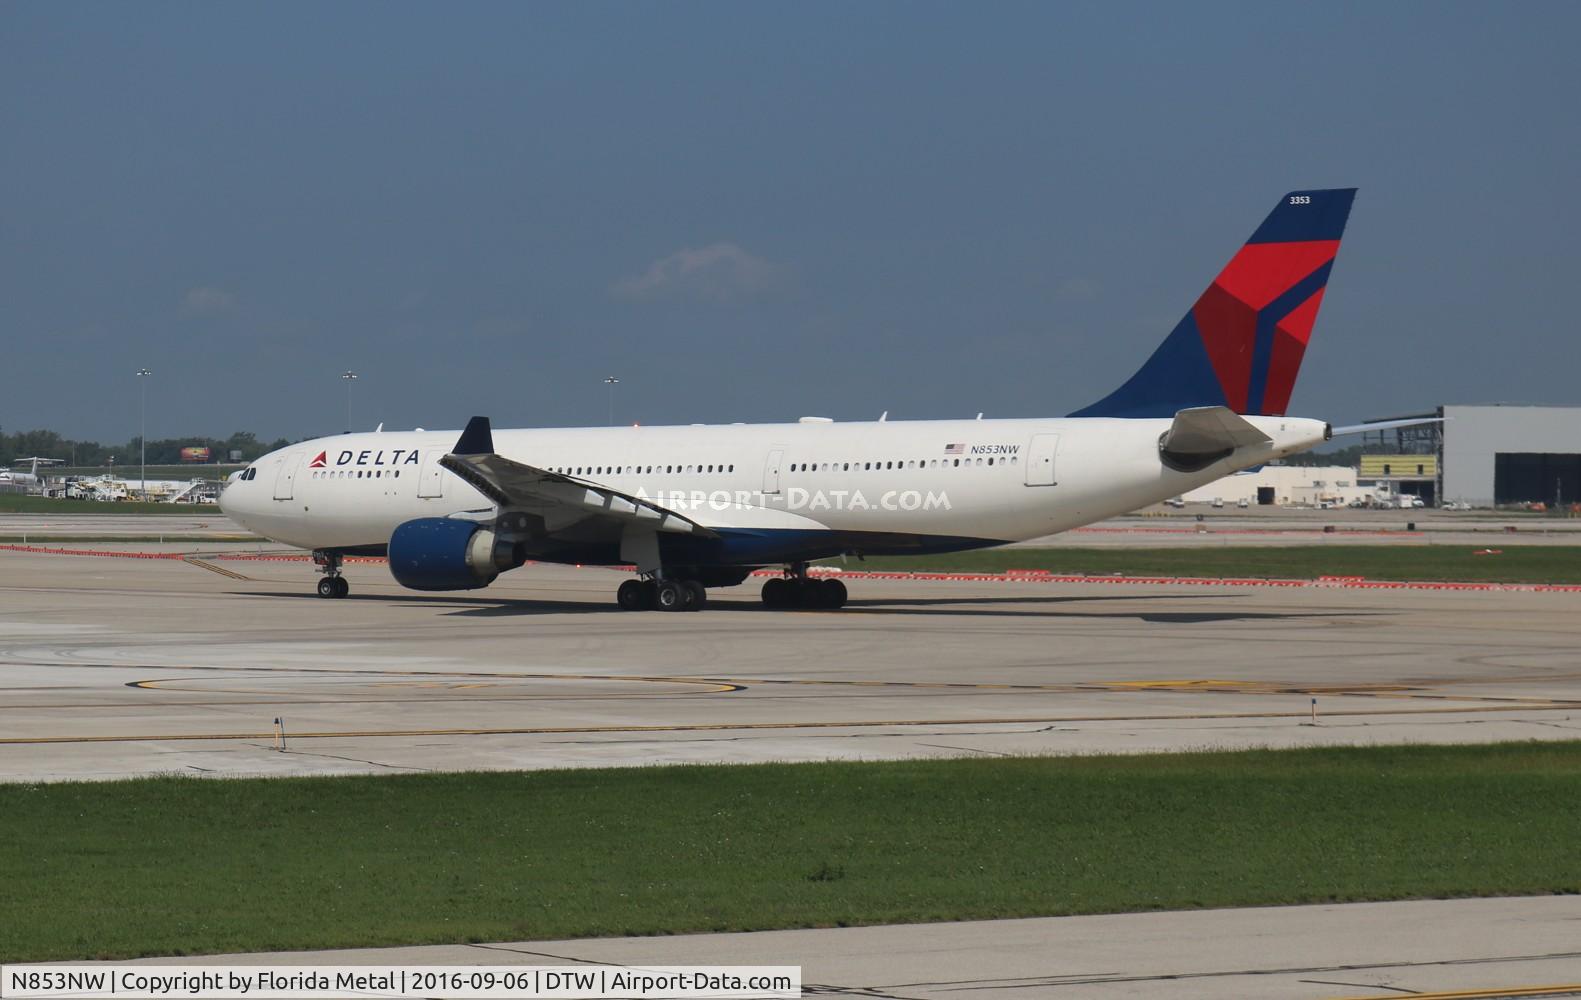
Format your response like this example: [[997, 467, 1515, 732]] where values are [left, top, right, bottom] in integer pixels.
[[114, 896, 1581, 999], [3, 546, 1581, 782]]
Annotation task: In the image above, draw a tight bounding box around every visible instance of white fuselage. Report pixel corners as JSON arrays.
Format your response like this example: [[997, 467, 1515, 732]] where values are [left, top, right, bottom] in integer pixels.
[[219, 414, 1328, 557]]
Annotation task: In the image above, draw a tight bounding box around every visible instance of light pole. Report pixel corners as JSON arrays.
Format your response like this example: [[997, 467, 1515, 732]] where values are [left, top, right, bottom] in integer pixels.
[[341, 371, 358, 433], [603, 376, 620, 426], [136, 368, 152, 500]]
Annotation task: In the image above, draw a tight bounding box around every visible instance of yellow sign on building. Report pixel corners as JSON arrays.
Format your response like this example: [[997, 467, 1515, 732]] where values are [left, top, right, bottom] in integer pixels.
[[1360, 454, 1437, 478]]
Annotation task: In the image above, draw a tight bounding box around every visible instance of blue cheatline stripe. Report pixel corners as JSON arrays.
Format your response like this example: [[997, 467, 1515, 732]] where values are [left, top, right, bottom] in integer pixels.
[[708, 527, 1007, 563], [1244, 259, 1334, 414]]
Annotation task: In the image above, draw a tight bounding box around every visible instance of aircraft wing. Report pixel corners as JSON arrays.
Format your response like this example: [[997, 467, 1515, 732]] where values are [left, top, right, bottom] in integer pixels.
[[438, 416, 717, 537]]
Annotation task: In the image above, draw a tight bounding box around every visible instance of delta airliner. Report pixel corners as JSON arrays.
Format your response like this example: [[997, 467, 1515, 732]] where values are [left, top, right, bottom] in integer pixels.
[[221, 189, 1400, 611]]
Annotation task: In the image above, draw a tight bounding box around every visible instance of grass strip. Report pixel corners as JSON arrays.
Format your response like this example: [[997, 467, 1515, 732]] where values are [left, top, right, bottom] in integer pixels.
[[0, 496, 214, 515], [3, 743, 1579, 961], [831, 545, 1581, 584], [0, 535, 258, 544]]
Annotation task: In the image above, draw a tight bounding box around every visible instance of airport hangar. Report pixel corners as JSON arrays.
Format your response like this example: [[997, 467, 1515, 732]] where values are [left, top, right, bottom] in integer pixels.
[[1375, 403, 1581, 508], [1184, 402, 1581, 508]]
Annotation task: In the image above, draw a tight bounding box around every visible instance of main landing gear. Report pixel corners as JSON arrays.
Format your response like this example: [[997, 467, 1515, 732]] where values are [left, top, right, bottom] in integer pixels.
[[616, 577, 706, 612], [610, 566, 848, 612], [761, 565, 847, 609], [313, 550, 350, 599]]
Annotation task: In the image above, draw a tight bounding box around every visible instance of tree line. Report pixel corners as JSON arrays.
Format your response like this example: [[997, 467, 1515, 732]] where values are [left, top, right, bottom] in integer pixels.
[[0, 427, 293, 468]]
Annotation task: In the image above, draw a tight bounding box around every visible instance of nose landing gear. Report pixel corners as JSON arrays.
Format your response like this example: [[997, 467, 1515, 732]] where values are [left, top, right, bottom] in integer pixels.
[[313, 550, 349, 598]]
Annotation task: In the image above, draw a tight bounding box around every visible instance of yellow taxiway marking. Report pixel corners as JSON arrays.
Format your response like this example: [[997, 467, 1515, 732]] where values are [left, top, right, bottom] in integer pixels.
[[1330, 985, 1581, 999], [18, 657, 1581, 700], [182, 557, 251, 580]]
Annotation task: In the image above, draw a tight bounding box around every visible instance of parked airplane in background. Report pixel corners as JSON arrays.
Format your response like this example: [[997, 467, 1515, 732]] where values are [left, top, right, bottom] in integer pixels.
[[0, 457, 65, 487], [222, 188, 1410, 611]]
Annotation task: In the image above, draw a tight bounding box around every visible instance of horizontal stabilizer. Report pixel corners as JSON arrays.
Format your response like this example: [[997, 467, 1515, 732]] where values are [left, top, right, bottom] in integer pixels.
[[1160, 406, 1271, 457]]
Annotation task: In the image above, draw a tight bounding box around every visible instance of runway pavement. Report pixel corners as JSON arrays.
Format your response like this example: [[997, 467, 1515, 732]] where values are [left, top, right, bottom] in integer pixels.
[[3, 545, 1581, 782], [108, 896, 1581, 999]]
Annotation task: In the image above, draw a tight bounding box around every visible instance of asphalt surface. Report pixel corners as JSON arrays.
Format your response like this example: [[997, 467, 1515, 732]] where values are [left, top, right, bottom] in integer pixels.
[[3, 546, 1580, 781]]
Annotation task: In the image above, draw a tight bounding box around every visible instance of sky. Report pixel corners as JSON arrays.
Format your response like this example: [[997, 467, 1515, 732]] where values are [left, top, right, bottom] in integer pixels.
[[3, 1, 1578, 444]]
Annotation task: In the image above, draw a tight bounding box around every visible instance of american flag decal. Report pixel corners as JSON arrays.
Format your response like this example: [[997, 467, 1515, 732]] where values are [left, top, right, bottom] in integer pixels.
[[943, 443, 965, 455]]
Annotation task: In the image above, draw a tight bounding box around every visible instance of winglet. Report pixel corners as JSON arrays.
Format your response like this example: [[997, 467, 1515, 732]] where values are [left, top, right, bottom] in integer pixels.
[[453, 416, 494, 456]]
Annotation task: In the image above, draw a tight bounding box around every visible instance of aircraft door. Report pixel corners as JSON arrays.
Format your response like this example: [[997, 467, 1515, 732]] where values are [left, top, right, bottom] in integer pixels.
[[1024, 433, 1059, 487], [418, 451, 446, 498], [762, 449, 784, 495], [273, 452, 302, 500]]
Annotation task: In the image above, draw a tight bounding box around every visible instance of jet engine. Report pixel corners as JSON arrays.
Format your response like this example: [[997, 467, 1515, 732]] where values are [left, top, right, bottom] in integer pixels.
[[387, 517, 522, 591]]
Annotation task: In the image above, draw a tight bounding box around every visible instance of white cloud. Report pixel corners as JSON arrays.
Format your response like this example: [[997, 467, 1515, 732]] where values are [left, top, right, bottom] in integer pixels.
[[180, 286, 235, 315], [611, 242, 788, 302]]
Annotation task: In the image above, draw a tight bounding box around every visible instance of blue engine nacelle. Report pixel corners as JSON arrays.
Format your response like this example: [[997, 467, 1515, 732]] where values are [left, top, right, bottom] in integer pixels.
[[388, 517, 514, 591]]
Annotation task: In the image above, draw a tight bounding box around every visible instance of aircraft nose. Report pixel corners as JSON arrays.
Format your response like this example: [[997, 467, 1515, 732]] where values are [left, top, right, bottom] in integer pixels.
[[217, 473, 245, 518]]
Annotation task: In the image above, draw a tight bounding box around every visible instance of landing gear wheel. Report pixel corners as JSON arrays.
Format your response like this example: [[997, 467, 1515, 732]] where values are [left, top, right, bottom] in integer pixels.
[[684, 580, 707, 611], [819, 578, 847, 609], [761, 577, 791, 608], [655, 579, 688, 611], [617, 579, 646, 611], [795, 579, 824, 608], [641, 579, 658, 609], [312, 550, 347, 599]]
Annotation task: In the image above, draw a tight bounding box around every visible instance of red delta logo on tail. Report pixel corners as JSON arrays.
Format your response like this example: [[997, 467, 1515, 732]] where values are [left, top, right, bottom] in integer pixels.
[[1071, 189, 1357, 420], [308, 451, 328, 469]]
